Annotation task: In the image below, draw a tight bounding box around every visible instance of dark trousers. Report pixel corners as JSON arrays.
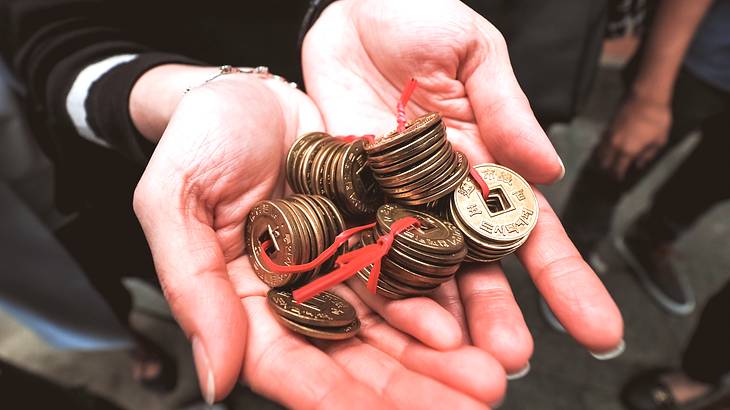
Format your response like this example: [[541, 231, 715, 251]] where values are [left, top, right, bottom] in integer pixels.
[[683, 281, 730, 384], [562, 68, 730, 255], [55, 198, 156, 328], [561, 68, 730, 384]]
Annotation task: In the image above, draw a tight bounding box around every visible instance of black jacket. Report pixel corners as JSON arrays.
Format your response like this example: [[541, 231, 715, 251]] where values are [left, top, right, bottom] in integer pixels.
[[0, 0, 606, 211]]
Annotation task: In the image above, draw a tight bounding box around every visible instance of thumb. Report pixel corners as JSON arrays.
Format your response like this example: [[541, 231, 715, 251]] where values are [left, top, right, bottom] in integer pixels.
[[463, 27, 564, 184], [134, 184, 246, 404]]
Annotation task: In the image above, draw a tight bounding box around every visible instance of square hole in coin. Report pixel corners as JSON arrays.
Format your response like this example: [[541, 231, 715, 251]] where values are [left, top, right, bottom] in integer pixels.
[[486, 187, 513, 215], [259, 225, 280, 256], [415, 216, 437, 233], [356, 163, 377, 193]]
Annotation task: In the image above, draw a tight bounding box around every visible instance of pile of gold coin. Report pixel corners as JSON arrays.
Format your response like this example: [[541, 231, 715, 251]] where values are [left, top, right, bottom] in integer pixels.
[[365, 113, 469, 206], [246, 195, 347, 288], [267, 289, 360, 340], [355, 204, 467, 299], [286, 132, 383, 217], [447, 164, 539, 262], [249, 115, 540, 340]]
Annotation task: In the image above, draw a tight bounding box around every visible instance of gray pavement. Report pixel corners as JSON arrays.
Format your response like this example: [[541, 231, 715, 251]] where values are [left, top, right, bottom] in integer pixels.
[[1, 65, 728, 409]]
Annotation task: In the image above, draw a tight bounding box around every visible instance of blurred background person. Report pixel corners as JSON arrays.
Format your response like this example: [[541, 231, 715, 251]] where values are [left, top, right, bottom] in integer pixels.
[[561, 0, 729, 315], [559, 0, 730, 407], [0, 0, 311, 398]]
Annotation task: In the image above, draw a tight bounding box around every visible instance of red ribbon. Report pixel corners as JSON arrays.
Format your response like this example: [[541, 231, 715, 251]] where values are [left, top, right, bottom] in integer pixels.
[[259, 217, 420, 303], [293, 217, 419, 302], [339, 134, 376, 144], [469, 166, 491, 202], [397, 78, 418, 132], [260, 223, 375, 274]]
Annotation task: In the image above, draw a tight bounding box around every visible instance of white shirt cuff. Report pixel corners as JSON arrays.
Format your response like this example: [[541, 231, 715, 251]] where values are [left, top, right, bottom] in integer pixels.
[[65, 54, 138, 148]]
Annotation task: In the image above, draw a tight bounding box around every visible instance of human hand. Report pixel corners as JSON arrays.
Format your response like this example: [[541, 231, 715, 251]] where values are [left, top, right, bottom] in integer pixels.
[[131, 65, 506, 408], [303, 0, 624, 377], [598, 96, 672, 180]]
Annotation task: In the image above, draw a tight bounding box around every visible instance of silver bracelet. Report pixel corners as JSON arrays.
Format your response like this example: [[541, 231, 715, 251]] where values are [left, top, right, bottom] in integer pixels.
[[184, 65, 297, 94]]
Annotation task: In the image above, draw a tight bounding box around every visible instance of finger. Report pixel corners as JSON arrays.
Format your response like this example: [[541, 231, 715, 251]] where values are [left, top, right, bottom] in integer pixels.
[[346, 278, 463, 350], [613, 152, 633, 181], [319, 338, 492, 410], [516, 191, 624, 354], [333, 285, 505, 406], [430, 278, 470, 343], [463, 27, 563, 184], [458, 263, 534, 374], [636, 145, 660, 169], [134, 191, 246, 403], [240, 297, 388, 409], [447, 128, 495, 166], [597, 137, 616, 171]]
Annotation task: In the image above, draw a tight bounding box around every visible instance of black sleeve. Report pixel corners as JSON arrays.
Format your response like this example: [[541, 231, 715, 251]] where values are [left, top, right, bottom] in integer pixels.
[[0, 0, 201, 163], [299, 0, 341, 49]]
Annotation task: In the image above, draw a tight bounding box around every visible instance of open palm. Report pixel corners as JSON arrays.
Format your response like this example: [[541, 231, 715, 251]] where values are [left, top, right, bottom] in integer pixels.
[[133, 73, 505, 407], [303, 0, 624, 375]]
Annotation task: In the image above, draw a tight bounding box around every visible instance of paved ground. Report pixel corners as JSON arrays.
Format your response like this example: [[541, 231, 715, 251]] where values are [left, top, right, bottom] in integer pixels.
[[1, 64, 728, 409]]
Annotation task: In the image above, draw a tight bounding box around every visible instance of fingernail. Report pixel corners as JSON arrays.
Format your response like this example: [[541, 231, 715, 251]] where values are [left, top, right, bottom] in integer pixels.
[[557, 156, 566, 181], [506, 362, 530, 380], [192, 336, 216, 404], [590, 339, 626, 361]]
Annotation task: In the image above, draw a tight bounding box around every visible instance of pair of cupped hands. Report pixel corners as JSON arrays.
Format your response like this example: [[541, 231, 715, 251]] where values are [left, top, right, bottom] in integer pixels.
[[129, 0, 623, 408]]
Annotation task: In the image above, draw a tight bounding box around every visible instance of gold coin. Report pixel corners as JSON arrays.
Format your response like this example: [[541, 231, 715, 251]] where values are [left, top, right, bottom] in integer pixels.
[[398, 152, 469, 205], [448, 200, 527, 262], [386, 246, 460, 276], [366, 112, 441, 154], [310, 195, 348, 263], [311, 140, 341, 197], [246, 200, 304, 288], [291, 195, 327, 253], [360, 230, 447, 289], [376, 204, 465, 255], [375, 224, 467, 265], [367, 122, 445, 166], [273, 313, 360, 340], [358, 262, 439, 297], [300, 194, 339, 273], [287, 132, 328, 191], [368, 134, 447, 174], [337, 140, 381, 216], [453, 163, 539, 243], [277, 200, 311, 283], [267, 289, 357, 328], [297, 137, 329, 194], [326, 143, 347, 200], [286, 199, 322, 279], [382, 148, 455, 197], [356, 267, 405, 300], [374, 145, 452, 188]]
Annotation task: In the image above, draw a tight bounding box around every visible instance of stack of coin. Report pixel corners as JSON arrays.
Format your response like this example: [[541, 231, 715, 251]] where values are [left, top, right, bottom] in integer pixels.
[[267, 289, 360, 340], [365, 113, 469, 206], [246, 195, 347, 288], [448, 164, 538, 262], [286, 133, 383, 217], [355, 204, 467, 299]]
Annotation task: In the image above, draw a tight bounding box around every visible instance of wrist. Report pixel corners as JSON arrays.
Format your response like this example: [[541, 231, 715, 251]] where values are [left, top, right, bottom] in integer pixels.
[[627, 83, 673, 108], [130, 64, 225, 142]]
